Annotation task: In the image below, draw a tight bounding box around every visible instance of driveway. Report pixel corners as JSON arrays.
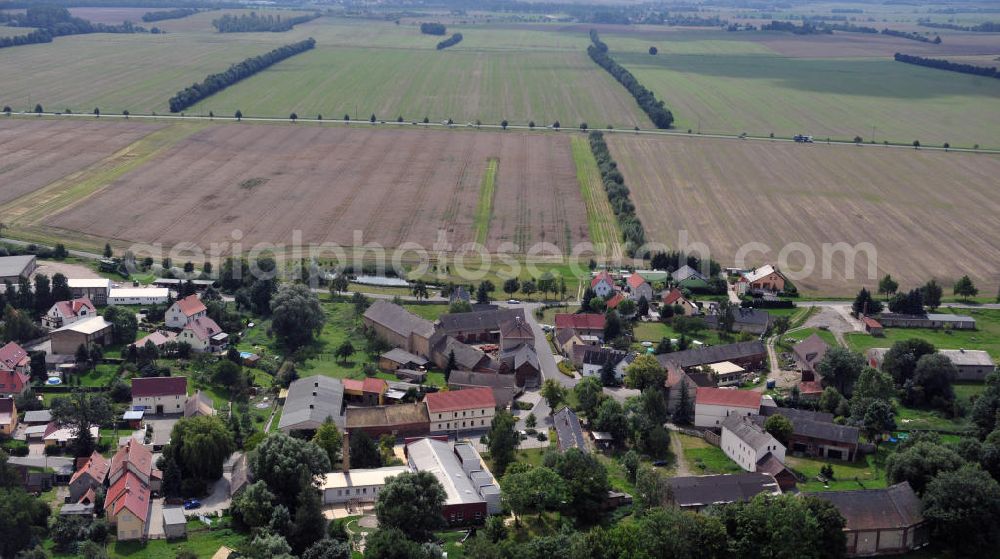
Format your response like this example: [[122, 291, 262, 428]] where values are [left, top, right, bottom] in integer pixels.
[[187, 476, 232, 518], [146, 499, 165, 539]]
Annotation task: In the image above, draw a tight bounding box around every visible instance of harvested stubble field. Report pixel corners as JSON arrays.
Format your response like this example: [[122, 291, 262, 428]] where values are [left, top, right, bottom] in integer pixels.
[[608, 134, 1000, 295], [43, 123, 590, 254], [0, 119, 161, 205]]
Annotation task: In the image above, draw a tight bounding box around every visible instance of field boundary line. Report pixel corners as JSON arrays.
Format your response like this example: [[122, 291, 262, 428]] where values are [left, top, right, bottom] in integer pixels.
[[473, 157, 499, 246]]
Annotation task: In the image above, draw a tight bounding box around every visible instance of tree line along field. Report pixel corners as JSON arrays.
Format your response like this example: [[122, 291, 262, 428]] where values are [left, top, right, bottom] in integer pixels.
[[607, 133, 1000, 295], [37, 122, 592, 255], [600, 29, 1000, 148]]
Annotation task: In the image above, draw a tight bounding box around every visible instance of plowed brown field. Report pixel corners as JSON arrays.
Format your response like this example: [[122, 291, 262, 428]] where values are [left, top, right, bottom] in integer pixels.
[[44, 123, 589, 254], [0, 119, 161, 205], [609, 134, 1000, 295]]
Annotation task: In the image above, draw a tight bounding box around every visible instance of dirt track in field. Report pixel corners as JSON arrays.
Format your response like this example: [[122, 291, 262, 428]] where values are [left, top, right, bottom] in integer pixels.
[[0, 119, 161, 205], [44, 123, 589, 254], [609, 134, 1000, 295]]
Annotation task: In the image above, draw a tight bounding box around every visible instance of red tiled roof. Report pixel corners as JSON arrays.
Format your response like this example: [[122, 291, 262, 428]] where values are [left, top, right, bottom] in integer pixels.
[[111, 439, 153, 480], [695, 387, 762, 409], [0, 342, 28, 372], [70, 451, 110, 486], [862, 317, 882, 328], [800, 381, 824, 395], [343, 379, 364, 392], [662, 288, 684, 305], [606, 292, 627, 309], [555, 313, 606, 331], [53, 298, 96, 319], [183, 316, 223, 341], [131, 376, 187, 398], [0, 370, 28, 394], [175, 294, 207, 317], [425, 387, 495, 413], [627, 274, 647, 289], [106, 470, 151, 523], [591, 271, 614, 288], [363, 377, 387, 394]]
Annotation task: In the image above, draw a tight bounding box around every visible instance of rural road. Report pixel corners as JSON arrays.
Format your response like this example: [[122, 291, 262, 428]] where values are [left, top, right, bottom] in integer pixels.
[[5, 111, 999, 155]]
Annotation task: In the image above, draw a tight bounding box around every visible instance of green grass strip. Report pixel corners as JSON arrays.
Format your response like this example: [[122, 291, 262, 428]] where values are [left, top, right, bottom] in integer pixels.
[[473, 157, 499, 245]]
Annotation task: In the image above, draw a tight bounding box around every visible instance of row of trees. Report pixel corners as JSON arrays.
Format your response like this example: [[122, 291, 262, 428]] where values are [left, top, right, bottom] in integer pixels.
[[761, 20, 833, 34], [436, 33, 463, 49], [589, 131, 646, 255], [420, 22, 446, 35], [918, 20, 1000, 32], [587, 30, 674, 129], [168, 38, 316, 112], [0, 29, 55, 49], [142, 8, 200, 22], [212, 12, 320, 33], [883, 29, 941, 43], [854, 273, 983, 317], [895, 52, 998, 79], [0, 6, 145, 49]]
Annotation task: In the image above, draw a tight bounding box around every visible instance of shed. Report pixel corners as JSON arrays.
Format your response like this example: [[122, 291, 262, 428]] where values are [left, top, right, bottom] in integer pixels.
[[162, 507, 187, 539]]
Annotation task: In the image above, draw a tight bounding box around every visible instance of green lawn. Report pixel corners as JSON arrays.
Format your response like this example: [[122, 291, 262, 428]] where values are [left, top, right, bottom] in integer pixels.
[[570, 136, 623, 257], [894, 400, 971, 433], [785, 451, 888, 492], [110, 524, 243, 559], [633, 320, 725, 347], [606, 31, 1000, 148], [77, 363, 122, 387], [844, 308, 1000, 361], [678, 433, 741, 475], [473, 157, 499, 245]]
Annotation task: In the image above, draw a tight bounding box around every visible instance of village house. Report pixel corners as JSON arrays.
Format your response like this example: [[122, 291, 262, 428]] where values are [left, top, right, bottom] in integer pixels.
[[590, 270, 616, 298], [165, 294, 208, 328], [555, 328, 584, 359], [105, 471, 151, 541], [177, 316, 227, 353], [793, 334, 831, 381], [707, 361, 746, 387], [626, 273, 653, 303], [671, 265, 710, 291], [658, 341, 768, 372], [866, 347, 996, 382], [345, 402, 430, 439], [498, 344, 541, 388], [0, 397, 16, 436], [554, 407, 588, 453], [0, 255, 37, 282], [667, 473, 782, 512], [704, 304, 772, 335], [581, 348, 635, 383], [425, 387, 496, 435], [67, 278, 112, 306], [279, 375, 345, 432], [69, 451, 109, 503], [554, 313, 606, 340], [130, 330, 178, 351], [110, 439, 161, 491], [183, 390, 215, 417], [498, 316, 534, 351], [605, 292, 628, 312], [405, 438, 500, 523], [42, 298, 97, 329], [362, 301, 436, 357], [0, 341, 30, 396], [50, 316, 114, 355], [436, 308, 526, 345], [736, 264, 787, 295], [343, 377, 387, 406], [758, 407, 860, 461], [131, 376, 187, 415], [694, 387, 762, 428], [448, 370, 520, 409], [321, 465, 410, 505], [721, 415, 786, 472], [43, 423, 99, 448], [662, 288, 699, 316], [807, 482, 928, 557], [664, 363, 698, 414]]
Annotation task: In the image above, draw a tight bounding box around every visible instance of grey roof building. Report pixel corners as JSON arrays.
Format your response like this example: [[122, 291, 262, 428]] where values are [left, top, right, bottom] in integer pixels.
[[806, 482, 928, 557], [553, 407, 588, 453], [23, 409, 53, 425], [279, 376, 345, 432], [0, 255, 37, 282], [657, 341, 767, 370], [704, 305, 772, 335], [162, 507, 187, 539], [668, 473, 782, 511]]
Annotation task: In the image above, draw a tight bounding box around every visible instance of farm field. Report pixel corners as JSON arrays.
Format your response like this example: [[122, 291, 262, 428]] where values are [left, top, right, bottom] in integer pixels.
[[67, 7, 167, 24], [603, 31, 1000, 147], [0, 119, 162, 205], [607, 134, 1000, 295], [41, 122, 591, 254]]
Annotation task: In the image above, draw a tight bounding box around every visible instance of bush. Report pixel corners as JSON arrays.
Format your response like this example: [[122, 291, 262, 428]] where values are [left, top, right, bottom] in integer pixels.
[[181, 477, 208, 497]]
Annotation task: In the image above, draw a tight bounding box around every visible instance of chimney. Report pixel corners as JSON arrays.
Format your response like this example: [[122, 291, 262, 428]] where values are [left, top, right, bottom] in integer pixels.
[[342, 431, 350, 473]]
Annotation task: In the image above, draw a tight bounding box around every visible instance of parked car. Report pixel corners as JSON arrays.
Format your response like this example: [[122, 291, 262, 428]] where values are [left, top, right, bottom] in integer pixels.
[[507, 299, 521, 305], [183, 499, 202, 510]]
